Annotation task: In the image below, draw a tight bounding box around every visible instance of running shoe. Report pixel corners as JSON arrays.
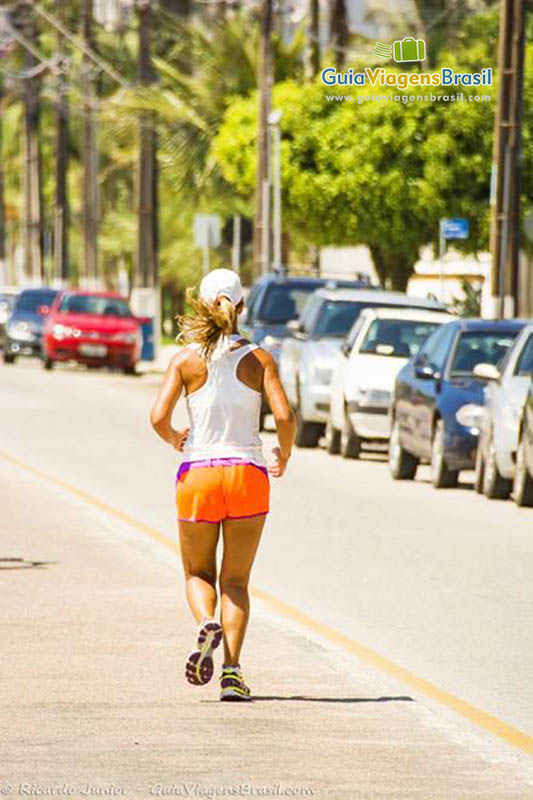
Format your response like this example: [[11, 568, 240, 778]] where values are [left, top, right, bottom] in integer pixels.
[[185, 617, 223, 686], [220, 664, 252, 701]]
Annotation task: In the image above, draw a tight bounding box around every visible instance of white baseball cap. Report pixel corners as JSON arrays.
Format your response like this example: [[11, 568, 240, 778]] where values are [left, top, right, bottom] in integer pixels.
[[199, 268, 243, 306]]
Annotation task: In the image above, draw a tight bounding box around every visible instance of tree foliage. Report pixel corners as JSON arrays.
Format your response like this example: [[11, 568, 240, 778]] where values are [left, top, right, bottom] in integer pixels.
[[213, 12, 533, 289]]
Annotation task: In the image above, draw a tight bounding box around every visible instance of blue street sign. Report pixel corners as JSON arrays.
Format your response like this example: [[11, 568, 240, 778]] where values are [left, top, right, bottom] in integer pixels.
[[440, 218, 469, 240]]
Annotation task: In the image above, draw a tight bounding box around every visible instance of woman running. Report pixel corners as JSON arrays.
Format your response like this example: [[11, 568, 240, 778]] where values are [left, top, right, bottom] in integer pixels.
[[150, 268, 296, 701]]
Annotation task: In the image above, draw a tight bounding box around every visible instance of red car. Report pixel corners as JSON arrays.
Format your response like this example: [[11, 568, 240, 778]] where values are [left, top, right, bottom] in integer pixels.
[[43, 290, 142, 374]]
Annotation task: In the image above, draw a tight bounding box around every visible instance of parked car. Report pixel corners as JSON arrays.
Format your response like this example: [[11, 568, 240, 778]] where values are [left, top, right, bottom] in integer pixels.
[[43, 290, 141, 374], [388, 319, 525, 488], [240, 274, 372, 363], [474, 324, 533, 499], [3, 287, 58, 363], [0, 287, 19, 351], [328, 307, 451, 457], [280, 287, 449, 447], [514, 377, 533, 507]]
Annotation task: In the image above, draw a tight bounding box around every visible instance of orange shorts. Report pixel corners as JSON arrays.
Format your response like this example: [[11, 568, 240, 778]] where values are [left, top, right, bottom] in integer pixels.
[[176, 458, 270, 523]]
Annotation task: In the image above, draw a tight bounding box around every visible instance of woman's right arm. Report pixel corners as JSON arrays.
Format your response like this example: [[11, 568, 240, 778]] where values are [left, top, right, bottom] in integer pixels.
[[260, 351, 296, 477], [150, 351, 190, 451]]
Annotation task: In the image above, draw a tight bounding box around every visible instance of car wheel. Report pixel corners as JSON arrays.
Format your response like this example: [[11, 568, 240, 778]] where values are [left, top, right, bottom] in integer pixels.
[[43, 357, 54, 370], [474, 444, 485, 494], [294, 408, 323, 448], [325, 418, 341, 455], [340, 410, 361, 459], [3, 352, 16, 364], [123, 364, 137, 376], [483, 432, 511, 500], [294, 388, 323, 448], [431, 420, 459, 488], [389, 417, 418, 480], [513, 434, 533, 507]]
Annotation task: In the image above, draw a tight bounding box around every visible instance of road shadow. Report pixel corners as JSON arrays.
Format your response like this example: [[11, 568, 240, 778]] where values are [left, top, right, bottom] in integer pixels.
[[241, 695, 414, 704], [416, 477, 475, 491], [0, 557, 55, 570]]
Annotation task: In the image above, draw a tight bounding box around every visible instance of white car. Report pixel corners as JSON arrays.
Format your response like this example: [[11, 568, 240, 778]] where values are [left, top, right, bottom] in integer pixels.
[[328, 307, 453, 458], [474, 323, 533, 499], [279, 288, 449, 447]]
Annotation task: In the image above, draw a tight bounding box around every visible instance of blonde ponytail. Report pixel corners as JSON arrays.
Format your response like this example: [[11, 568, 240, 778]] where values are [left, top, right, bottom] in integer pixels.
[[177, 287, 237, 360]]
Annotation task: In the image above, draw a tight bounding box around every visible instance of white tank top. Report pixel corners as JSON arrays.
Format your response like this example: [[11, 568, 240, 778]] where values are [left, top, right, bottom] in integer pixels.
[[181, 336, 266, 466]]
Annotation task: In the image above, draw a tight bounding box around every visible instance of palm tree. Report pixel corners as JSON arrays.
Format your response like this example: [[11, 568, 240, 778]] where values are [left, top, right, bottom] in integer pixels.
[[103, 9, 303, 207]]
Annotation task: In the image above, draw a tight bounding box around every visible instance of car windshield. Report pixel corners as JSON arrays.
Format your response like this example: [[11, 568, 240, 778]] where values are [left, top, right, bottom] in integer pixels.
[[450, 331, 518, 376], [59, 294, 132, 318], [359, 319, 440, 358], [257, 285, 319, 324], [15, 290, 56, 312], [312, 301, 362, 338]]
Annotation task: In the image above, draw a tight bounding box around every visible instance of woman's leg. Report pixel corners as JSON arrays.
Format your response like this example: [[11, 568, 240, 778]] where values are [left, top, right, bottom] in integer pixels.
[[219, 515, 266, 665], [178, 520, 220, 623]]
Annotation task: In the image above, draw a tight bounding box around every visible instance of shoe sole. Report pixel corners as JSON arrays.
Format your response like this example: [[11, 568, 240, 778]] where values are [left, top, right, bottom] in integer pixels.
[[220, 688, 252, 702], [185, 620, 223, 686]]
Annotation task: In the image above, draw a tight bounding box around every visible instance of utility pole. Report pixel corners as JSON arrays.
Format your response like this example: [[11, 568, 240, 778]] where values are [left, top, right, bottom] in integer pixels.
[[253, 0, 273, 276], [307, 0, 320, 79], [135, 0, 158, 291], [54, 0, 69, 285], [0, 76, 6, 285], [507, 0, 527, 315], [20, 4, 43, 283], [81, 0, 98, 288], [488, 0, 527, 318]]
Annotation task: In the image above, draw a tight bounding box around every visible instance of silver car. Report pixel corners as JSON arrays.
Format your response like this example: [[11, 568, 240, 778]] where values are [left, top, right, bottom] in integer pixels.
[[279, 287, 449, 447], [474, 323, 533, 499]]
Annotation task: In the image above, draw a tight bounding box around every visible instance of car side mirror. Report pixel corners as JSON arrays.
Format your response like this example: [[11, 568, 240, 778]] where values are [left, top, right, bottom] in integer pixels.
[[473, 363, 500, 382], [37, 304, 50, 316], [341, 341, 351, 358], [415, 364, 437, 380]]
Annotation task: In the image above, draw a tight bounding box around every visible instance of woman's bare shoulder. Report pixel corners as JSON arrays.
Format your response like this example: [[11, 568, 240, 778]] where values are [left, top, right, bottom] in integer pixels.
[[169, 345, 204, 372]]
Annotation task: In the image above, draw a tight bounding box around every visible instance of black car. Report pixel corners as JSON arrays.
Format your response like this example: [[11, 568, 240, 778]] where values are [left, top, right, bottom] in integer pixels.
[[389, 318, 525, 488], [3, 287, 58, 363], [240, 273, 373, 362], [514, 377, 533, 507]]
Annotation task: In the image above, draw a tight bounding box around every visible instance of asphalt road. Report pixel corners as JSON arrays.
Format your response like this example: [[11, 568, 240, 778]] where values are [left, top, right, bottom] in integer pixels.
[[1, 357, 532, 776]]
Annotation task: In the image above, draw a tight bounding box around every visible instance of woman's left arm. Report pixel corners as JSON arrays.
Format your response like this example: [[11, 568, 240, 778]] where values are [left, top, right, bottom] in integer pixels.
[[150, 352, 190, 452]]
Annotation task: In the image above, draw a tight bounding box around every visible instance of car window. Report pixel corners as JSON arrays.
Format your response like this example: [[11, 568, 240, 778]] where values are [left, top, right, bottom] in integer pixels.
[[426, 323, 457, 374], [15, 290, 56, 312], [300, 294, 324, 334], [59, 294, 132, 317], [345, 311, 368, 348], [243, 284, 261, 324], [515, 334, 533, 376], [450, 331, 518, 376], [414, 324, 446, 364], [498, 342, 515, 375], [311, 301, 363, 338], [359, 319, 441, 358], [256, 285, 318, 324]]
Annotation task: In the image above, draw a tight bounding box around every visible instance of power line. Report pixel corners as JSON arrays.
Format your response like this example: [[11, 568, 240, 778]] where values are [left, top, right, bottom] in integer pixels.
[[29, 1, 129, 87]]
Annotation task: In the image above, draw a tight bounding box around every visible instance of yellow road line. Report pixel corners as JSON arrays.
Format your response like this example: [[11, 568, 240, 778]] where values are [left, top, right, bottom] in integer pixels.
[[2, 448, 533, 756], [0, 450, 178, 555]]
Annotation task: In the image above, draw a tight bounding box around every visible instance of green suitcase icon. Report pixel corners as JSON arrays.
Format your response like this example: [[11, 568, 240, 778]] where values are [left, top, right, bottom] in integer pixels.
[[393, 37, 426, 62]]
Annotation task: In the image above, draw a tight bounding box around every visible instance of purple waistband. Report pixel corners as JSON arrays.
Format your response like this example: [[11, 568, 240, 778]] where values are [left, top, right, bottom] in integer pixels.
[[176, 457, 268, 482]]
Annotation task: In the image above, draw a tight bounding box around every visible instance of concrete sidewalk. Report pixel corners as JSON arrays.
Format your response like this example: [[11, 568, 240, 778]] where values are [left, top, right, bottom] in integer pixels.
[[1, 457, 531, 800]]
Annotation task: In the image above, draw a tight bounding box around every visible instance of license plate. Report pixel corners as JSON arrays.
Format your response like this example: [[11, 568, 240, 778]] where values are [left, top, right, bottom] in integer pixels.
[[79, 343, 107, 357]]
